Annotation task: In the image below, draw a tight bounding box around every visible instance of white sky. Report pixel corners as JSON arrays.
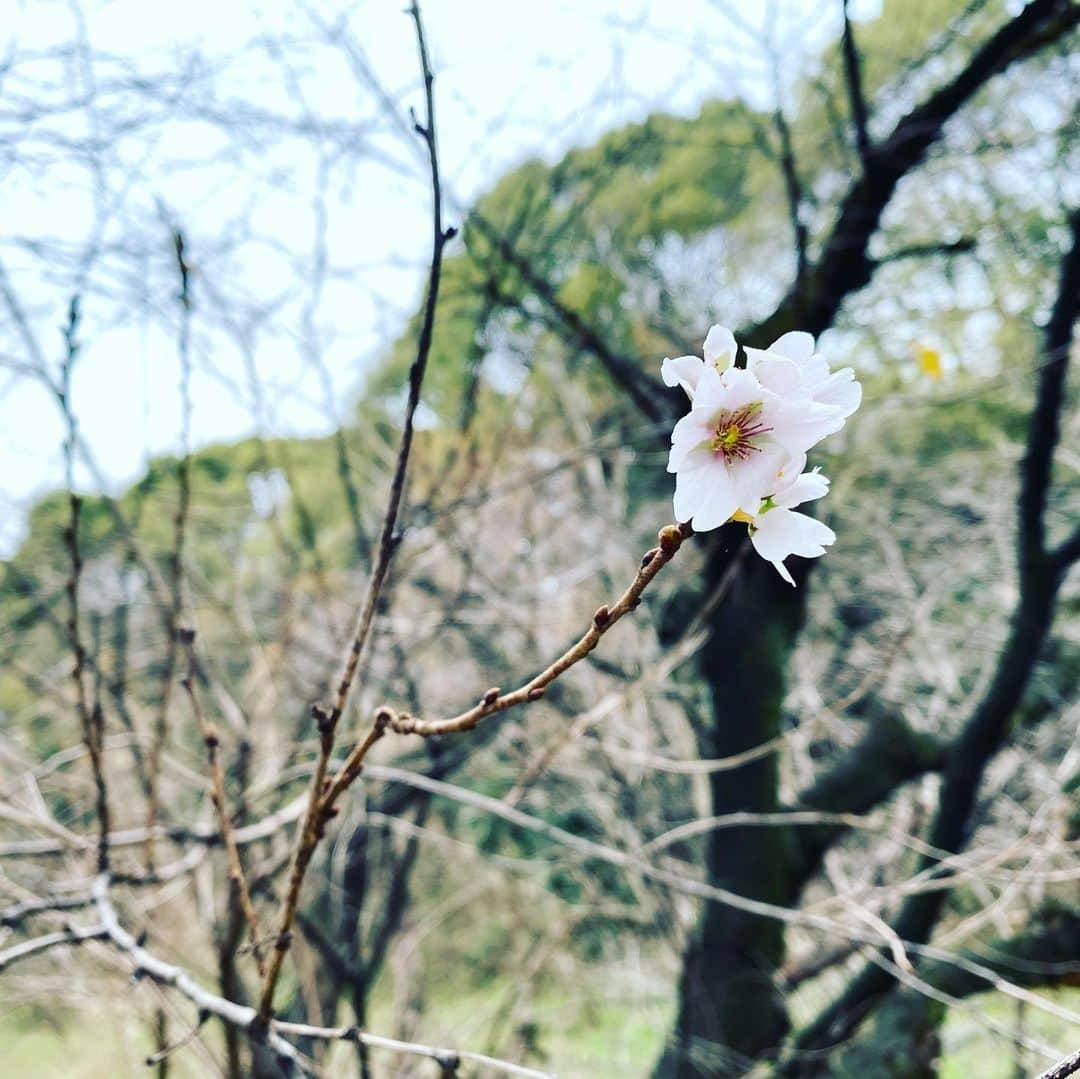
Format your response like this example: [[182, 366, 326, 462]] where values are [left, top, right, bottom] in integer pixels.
[[0, 0, 874, 555]]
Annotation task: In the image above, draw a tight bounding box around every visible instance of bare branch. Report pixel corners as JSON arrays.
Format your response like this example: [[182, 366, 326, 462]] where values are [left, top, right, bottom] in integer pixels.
[[145, 228, 195, 865], [179, 628, 265, 975], [0, 922, 107, 973], [378, 522, 692, 739], [256, 0, 455, 1023], [1038, 1048, 1080, 1079], [91, 875, 553, 1079]]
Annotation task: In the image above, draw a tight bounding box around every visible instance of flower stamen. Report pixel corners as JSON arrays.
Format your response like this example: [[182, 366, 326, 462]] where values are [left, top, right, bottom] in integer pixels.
[[709, 402, 772, 462]]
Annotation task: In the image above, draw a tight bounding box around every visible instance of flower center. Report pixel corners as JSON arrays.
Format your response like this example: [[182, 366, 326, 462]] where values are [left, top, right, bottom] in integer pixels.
[[709, 402, 771, 462]]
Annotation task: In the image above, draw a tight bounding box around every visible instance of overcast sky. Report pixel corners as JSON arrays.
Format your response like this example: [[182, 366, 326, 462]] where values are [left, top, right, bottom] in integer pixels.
[[0, 0, 873, 555]]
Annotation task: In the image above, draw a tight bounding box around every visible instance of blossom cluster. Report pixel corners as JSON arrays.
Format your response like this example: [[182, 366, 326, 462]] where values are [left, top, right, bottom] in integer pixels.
[[663, 326, 860, 585]]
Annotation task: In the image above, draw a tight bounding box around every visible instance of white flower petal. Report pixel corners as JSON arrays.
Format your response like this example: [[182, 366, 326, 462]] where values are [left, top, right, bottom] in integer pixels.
[[670, 409, 713, 447], [768, 331, 815, 363], [673, 458, 738, 529], [815, 368, 862, 418], [772, 468, 830, 510], [668, 424, 713, 472], [715, 365, 769, 412], [749, 354, 802, 397], [690, 471, 741, 532], [692, 366, 728, 411], [661, 354, 706, 399], [769, 399, 847, 455], [703, 325, 737, 369], [731, 444, 790, 511], [800, 355, 832, 391], [749, 507, 835, 584], [754, 508, 836, 559]]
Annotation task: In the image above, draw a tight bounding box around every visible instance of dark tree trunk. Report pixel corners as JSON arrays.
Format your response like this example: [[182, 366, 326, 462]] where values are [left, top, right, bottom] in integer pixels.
[[655, 542, 806, 1077]]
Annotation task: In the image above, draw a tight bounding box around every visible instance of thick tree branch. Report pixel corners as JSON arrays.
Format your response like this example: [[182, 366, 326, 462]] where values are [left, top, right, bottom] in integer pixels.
[[749, 0, 1079, 344], [785, 206, 1080, 1068], [790, 711, 947, 883]]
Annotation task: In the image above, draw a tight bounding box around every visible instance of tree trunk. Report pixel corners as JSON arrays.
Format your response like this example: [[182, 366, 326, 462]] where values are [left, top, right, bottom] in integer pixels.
[[655, 542, 806, 1077]]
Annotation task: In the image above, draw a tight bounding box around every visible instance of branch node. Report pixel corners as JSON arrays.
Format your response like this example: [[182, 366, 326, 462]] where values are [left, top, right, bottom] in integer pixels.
[[312, 704, 333, 735]]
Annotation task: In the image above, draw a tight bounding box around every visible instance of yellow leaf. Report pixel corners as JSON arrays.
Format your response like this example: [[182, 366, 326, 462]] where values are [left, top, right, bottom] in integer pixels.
[[914, 344, 943, 380]]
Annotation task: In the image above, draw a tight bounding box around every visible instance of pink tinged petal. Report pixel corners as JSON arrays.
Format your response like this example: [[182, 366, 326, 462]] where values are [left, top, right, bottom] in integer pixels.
[[742, 346, 772, 374], [661, 355, 706, 399], [768, 331, 815, 363], [703, 325, 737, 368], [814, 368, 862, 418]]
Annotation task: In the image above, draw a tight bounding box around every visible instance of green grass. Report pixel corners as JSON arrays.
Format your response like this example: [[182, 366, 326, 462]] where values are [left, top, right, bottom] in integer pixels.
[[3, 984, 1076, 1077], [939, 988, 1080, 1079]]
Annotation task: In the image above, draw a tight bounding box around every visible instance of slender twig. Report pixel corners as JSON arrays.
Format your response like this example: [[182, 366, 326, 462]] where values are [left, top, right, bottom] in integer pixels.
[[1, 893, 94, 928], [841, 0, 872, 167], [58, 296, 110, 873], [382, 522, 693, 741], [875, 237, 976, 264], [145, 230, 194, 865], [178, 628, 265, 975], [255, 0, 456, 1024], [145, 1011, 210, 1067]]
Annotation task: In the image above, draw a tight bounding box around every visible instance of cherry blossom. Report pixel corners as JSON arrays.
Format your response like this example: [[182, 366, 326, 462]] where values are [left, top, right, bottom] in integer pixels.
[[746, 468, 836, 586], [663, 325, 859, 583], [667, 363, 842, 532]]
